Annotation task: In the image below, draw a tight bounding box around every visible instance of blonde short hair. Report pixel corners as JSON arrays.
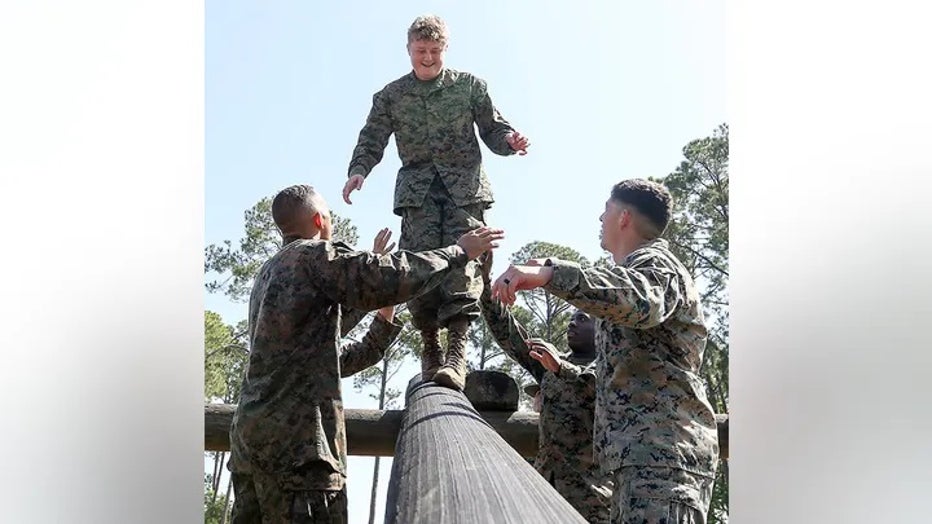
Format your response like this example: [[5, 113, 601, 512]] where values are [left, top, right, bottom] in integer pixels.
[[407, 15, 449, 45]]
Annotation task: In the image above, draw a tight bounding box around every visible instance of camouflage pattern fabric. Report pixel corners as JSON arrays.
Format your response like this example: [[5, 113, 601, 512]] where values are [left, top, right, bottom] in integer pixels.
[[542, 238, 719, 520], [231, 470, 348, 524], [400, 176, 486, 329], [229, 239, 469, 498], [609, 466, 714, 524], [347, 69, 517, 215]]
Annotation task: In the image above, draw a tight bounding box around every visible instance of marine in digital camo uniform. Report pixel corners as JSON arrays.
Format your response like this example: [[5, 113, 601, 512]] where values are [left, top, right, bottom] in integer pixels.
[[492, 179, 719, 523], [229, 185, 502, 523], [343, 15, 529, 392]]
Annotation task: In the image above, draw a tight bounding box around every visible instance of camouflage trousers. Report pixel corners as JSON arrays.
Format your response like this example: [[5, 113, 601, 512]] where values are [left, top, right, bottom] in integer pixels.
[[399, 176, 486, 330], [546, 471, 612, 524], [230, 472, 347, 524], [609, 467, 714, 524]]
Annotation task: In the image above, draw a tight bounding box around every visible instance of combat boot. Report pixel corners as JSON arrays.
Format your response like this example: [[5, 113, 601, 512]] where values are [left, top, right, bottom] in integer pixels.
[[433, 318, 470, 391], [420, 329, 443, 381]]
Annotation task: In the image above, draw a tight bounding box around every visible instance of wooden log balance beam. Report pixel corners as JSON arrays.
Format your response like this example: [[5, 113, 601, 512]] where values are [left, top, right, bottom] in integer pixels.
[[204, 372, 729, 460], [383, 373, 589, 523]]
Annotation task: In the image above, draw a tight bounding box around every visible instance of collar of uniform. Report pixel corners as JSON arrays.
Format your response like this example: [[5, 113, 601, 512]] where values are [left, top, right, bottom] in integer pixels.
[[406, 68, 456, 94], [567, 352, 596, 365], [622, 237, 670, 265]]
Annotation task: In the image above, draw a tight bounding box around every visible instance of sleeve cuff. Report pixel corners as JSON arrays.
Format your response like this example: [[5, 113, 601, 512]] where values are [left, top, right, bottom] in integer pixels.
[[556, 360, 593, 382], [440, 245, 470, 268], [371, 314, 403, 341], [556, 360, 576, 380], [543, 259, 581, 295]]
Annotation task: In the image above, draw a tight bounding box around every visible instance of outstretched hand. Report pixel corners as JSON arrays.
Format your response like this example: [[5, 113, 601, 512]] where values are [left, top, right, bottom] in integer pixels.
[[371, 228, 398, 322], [456, 227, 506, 260], [506, 131, 530, 156], [491, 265, 554, 305], [372, 227, 396, 255], [527, 338, 561, 373], [342, 174, 365, 204]]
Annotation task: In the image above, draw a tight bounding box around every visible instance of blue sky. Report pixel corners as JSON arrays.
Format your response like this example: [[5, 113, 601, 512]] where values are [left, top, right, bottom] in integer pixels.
[[205, 1, 724, 521]]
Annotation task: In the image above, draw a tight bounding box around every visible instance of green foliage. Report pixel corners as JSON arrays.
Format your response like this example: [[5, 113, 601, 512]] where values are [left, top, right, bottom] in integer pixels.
[[651, 122, 729, 413], [593, 254, 615, 269], [709, 461, 729, 523], [204, 311, 248, 403], [203, 473, 229, 524], [653, 123, 729, 523], [508, 241, 591, 352]]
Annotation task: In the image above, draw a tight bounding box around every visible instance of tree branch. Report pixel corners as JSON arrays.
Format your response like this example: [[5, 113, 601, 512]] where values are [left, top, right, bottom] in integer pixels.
[[669, 238, 729, 277]]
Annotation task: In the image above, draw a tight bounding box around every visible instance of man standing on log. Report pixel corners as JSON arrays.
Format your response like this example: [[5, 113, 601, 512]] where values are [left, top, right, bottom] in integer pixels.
[[342, 14, 530, 391], [479, 278, 613, 523], [491, 179, 719, 523], [228, 184, 503, 523]]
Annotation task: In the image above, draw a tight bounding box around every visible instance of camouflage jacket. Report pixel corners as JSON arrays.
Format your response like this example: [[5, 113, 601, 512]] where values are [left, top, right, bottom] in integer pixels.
[[544, 239, 720, 477], [347, 69, 517, 215], [480, 291, 613, 516], [230, 239, 469, 490]]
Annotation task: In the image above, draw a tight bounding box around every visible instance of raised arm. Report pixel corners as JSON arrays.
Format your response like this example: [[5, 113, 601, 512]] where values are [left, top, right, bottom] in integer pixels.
[[479, 285, 545, 383], [552, 358, 597, 393], [544, 259, 684, 329], [471, 77, 518, 157], [340, 307, 370, 337], [339, 312, 403, 377], [306, 227, 503, 313], [339, 227, 401, 336], [525, 339, 595, 394], [494, 257, 683, 329], [347, 91, 394, 179]]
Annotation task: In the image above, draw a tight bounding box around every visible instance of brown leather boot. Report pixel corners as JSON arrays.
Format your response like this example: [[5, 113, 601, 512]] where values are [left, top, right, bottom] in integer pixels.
[[420, 329, 443, 381], [433, 318, 470, 391]]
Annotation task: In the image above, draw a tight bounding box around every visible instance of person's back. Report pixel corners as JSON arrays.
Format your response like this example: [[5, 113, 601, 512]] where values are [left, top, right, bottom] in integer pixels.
[[591, 237, 717, 476], [235, 240, 360, 483], [228, 184, 504, 523]]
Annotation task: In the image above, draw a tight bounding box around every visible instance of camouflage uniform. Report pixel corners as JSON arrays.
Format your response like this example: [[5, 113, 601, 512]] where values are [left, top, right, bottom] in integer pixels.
[[348, 68, 516, 329], [480, 289, 613, 523], [229, 239, 470, 523], [541, 239, 719, 523], [231, 470, 347, 524]]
